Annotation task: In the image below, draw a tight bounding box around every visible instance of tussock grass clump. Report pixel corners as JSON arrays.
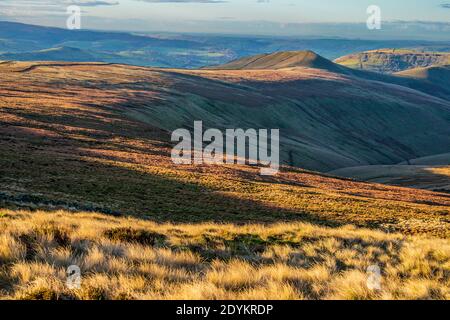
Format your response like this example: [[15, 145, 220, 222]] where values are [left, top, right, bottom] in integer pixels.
[[0, 209, 448, 300], [34, 224, 71, 247], [0, 234, 26, 263], [104, 228, 166, 246]]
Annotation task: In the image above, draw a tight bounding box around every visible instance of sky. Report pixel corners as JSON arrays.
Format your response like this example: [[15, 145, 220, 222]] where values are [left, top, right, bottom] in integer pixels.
[[0, 0, 449, 38]]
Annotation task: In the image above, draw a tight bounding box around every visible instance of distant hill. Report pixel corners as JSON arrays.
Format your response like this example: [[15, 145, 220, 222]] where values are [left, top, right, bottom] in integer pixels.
[[206, 50, 450, 100], [205, 51, 342, 72], [0, 46, 100, 62], [335, 49, 450, 73], [329, 164, 450, 192], [396, 65, 450, 87], [2, 58, 450, 301]]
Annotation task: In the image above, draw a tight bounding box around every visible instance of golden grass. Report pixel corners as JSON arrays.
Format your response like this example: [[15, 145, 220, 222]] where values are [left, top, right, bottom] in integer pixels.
[[426, 166, 450, 177], [0, 209, 448, 300]]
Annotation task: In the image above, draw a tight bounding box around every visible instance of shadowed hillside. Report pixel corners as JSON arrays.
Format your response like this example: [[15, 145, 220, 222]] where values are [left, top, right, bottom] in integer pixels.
[[396, 65, 450, 89], [330, 164, 450, 193], [399, 153, 450, 166], [0, 209, 448, 300]]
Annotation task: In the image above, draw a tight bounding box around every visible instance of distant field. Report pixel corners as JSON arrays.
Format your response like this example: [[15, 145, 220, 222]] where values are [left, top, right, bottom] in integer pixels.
[[395, 65, 450, 97]]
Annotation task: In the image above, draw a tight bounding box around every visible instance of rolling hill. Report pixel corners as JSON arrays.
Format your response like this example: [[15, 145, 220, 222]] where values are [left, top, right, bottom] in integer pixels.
[[2, 52, 450, 174], [399, 152, 450, 165], [0, 46, 101, 62], [335, 49, 450, 73]]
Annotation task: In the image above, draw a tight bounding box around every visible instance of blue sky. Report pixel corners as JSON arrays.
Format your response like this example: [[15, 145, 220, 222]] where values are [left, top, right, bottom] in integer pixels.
[[89, 0, 450, 23], [0, 0, 449, 38]]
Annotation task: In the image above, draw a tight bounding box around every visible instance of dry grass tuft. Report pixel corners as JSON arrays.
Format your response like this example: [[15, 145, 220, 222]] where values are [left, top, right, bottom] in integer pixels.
[[104, 228, 166, 246]]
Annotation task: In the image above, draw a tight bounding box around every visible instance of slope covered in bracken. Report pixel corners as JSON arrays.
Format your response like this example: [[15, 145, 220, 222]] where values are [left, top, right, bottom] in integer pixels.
[[204, 50, 342, 72]]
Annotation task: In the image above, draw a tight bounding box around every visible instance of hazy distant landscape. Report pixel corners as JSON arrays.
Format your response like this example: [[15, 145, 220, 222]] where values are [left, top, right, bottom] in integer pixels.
[[0, 10, 449, 301], [1, 21, 450, 69]]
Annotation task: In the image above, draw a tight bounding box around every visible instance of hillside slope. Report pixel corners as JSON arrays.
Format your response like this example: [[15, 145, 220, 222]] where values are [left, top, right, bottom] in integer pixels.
[[399, 152, 450, 165], [330, 164, 450, 192], [2, 20, 450, 69], [2, 59, 450, 173], [335, 49, 450, 73], [1, 61, 450, 237], [205, 50, 342, 72], [395, 65, 450, 92]]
